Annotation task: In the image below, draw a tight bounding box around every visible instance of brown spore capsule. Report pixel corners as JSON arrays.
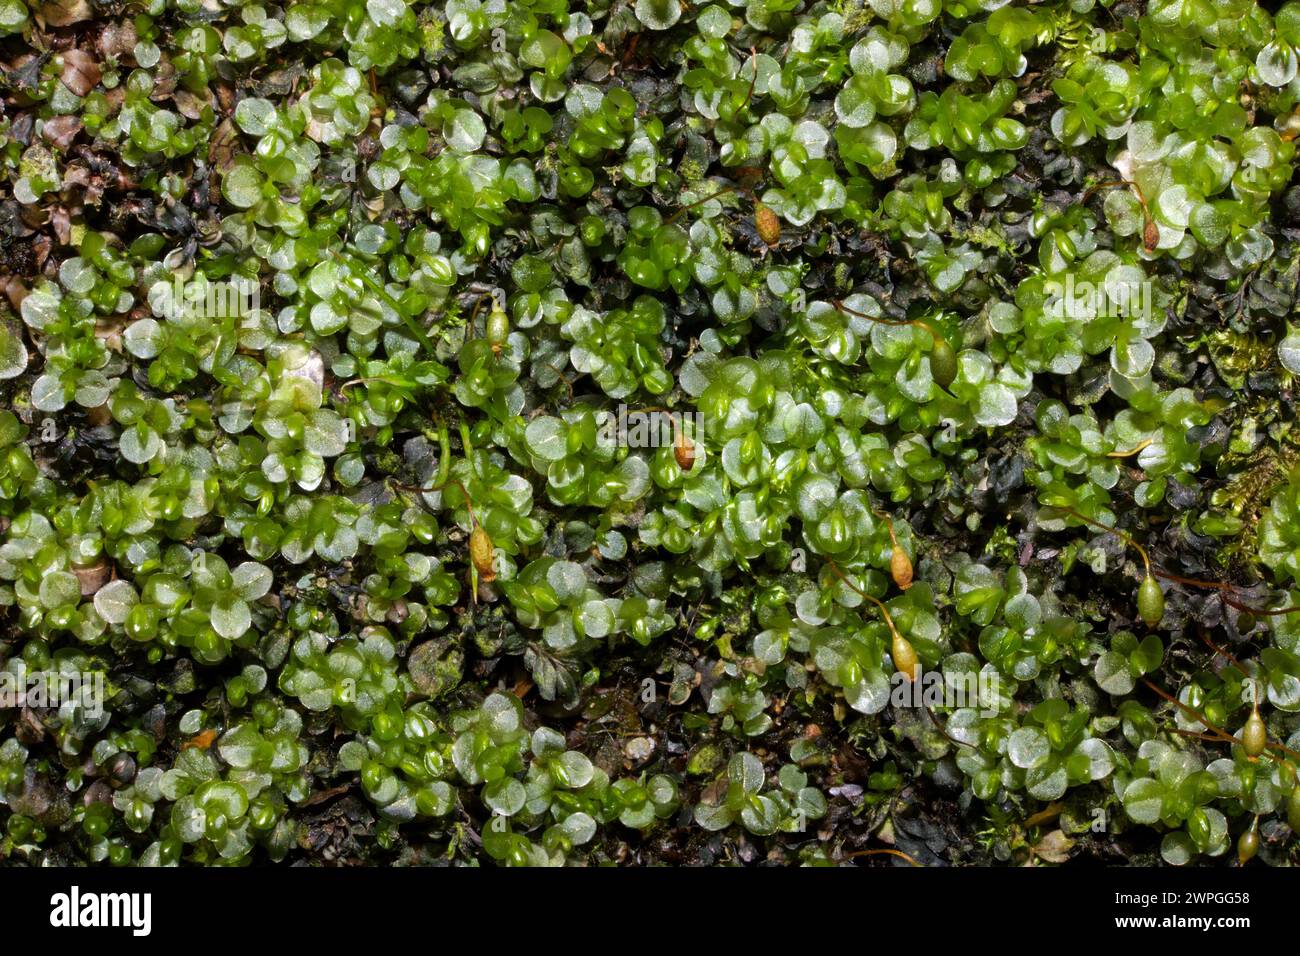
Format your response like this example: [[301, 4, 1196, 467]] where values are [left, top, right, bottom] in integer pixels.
[[1142, 218, 1160, 252], [469, 526, 497, 582], [892, 632, 920, 682], [755, 203, 781, 246], [674, 428, 696, 472], [890, 546, 913, 591]]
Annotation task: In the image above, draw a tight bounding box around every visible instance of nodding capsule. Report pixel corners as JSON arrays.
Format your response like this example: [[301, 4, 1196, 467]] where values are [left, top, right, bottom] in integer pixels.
[[890, 546, 913, 591], [469, 526, 496, 582], [674, 428, 696, 472], [1142, 218, 1160, 252], [486, 308, 509, 351], [754, 203, 781, 246], [1137, 575, 1164, 628], [1242, 706, 1267, 759], [892, 632, 920, 682], [929, 336, 957, 389], [1237, 821, 1259, 865]]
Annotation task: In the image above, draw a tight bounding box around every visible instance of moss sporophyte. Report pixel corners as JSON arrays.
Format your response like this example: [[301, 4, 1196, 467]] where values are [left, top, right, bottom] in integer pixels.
[[12, 0, 1300, 869]]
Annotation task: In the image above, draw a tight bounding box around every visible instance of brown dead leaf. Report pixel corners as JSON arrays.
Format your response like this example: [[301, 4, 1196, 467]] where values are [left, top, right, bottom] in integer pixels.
[[94, 317, 123, 352], [103, 86, 126, 114], [173, 88, 209, 121], [59, 49, 101, 97], [49, 206, 72, 246], [207, 118, 239, 174], [30, 234, 53, 271], [38, 0, 92, 27], [1032, 829, 1076, 864], [150, 60, 179, 101], [41, 115, 82, 151], [301, 783, 352, 807], [96, 20, 138, 60], [3, 278, 28, 312], [214, 80, 237, 115], [73, 561, 111, 596], [699, 775, 728, 807]]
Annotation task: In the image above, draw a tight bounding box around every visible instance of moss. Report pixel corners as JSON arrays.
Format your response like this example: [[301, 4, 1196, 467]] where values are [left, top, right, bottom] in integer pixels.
[[5, 0, 1300, 870]]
